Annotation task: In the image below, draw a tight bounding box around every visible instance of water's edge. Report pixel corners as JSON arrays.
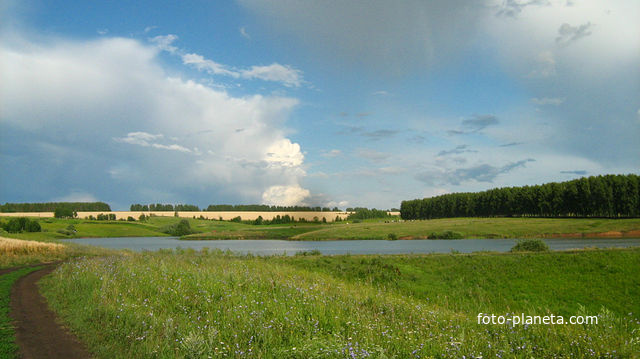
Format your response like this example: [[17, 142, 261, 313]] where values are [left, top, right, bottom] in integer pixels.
[[65, 237, 640, 256]]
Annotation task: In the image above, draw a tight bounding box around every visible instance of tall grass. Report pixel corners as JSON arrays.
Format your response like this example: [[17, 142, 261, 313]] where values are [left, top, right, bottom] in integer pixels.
[[41, 250, 639, 358]]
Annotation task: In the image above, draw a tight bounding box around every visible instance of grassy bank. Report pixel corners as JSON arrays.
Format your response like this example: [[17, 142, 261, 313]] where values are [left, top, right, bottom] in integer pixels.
[[41, 248, 639, 358], [277, 248, 640, 317], [177, 217, 640, 240], [292, 217, 640, 240], [3, 216, 640, 242], [0, 266, 43, 359]]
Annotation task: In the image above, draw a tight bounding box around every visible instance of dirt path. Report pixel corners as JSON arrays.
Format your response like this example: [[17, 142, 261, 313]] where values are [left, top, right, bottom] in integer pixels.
[[9, 264, 91, 359]]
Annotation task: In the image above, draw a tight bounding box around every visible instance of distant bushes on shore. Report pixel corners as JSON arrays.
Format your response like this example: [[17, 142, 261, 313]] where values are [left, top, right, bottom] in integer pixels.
[[1, 202, 111, 213], [401, 174, 640, 219], [428, 230, 463, 239]]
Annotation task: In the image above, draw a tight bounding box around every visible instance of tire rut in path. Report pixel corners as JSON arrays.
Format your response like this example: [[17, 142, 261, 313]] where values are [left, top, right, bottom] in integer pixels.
[[9, 265, 91, 359]]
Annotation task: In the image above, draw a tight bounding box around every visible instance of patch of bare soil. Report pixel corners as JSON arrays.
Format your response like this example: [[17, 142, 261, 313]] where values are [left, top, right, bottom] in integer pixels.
[[9, 265, 91, 359]]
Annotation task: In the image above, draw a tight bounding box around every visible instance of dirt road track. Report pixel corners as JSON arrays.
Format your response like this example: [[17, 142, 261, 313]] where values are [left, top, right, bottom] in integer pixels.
[[9, 264, 91, 359]]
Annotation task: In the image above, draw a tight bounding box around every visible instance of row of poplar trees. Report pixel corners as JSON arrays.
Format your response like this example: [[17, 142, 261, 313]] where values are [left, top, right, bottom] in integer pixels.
[[401, 174, 640, 219]]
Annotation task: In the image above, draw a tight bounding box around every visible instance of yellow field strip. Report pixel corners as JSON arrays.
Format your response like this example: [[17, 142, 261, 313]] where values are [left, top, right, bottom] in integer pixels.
[[0, 236, 65, 256]]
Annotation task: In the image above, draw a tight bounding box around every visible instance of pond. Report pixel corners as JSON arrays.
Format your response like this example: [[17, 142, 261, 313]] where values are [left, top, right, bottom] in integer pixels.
[[65, 237, 640, 256]]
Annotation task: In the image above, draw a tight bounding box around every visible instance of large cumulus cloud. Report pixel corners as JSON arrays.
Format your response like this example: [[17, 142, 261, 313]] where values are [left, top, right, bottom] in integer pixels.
[[0, 34, 310, 207]]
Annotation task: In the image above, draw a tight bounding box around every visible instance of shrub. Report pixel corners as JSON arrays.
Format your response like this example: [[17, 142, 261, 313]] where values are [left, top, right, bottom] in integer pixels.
[[3, 218, 25, 233], [2, 217, 41, 233], [511, 238, 550, 252], [428, 231, 464, 239], [295, 249, 322, 256], [387, 233, 398, 240], [127, 216, 136, 222], [164, 219, 194, 236], [25, 220, 41, 232]]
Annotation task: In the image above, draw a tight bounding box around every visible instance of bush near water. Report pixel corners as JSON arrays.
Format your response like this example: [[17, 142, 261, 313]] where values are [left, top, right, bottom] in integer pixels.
[[511, 238, 550, 252]]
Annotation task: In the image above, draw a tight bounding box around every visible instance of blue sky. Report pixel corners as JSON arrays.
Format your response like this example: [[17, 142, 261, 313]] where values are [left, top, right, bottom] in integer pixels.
[[1, 0, 639, 210]]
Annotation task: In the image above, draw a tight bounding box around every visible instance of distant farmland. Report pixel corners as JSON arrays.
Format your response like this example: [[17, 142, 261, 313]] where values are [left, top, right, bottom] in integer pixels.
[[0, 211, 368, 222]]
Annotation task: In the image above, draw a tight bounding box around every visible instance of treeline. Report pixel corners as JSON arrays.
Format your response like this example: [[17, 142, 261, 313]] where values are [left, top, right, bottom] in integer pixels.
[[206, 204, 338, 212], [1, 202, 111, 212], [347, 208, 394, 220], [242, 214, 339, 225], [401, 174, 640, 219], [130, 204, 200, 211]]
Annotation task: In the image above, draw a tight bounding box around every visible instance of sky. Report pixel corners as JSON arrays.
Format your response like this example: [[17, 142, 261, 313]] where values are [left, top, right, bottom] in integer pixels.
[[1, 0, 638, 211]]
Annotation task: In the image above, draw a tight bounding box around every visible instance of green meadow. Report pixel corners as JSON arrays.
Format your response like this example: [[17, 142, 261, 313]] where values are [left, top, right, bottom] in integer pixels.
[[3, 216, 640, 242], [40, 248, 640, 358]]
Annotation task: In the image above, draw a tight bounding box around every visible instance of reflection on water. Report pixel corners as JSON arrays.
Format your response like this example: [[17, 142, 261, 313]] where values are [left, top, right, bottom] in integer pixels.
[[65, 237, 640, 256]]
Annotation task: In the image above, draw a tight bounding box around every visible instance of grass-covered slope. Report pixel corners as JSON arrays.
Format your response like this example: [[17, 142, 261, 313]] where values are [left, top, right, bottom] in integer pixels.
[[41, 248, 640, 358], [292, 217, 640, 240], [3, 216, 640, 241], [277, 248, 640, 317]]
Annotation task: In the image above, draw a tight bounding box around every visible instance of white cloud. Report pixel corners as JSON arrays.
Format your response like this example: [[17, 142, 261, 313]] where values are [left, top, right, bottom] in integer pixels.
[[0, 35, 311, 205], [239, 27, 250, 39], [114, 132, 164, 146], [265, 139, 304, 167], [150, 34, 305, 87], [150, 34, 179, 53], [241, 63, 303, 88], [531, 97, 565, 105], [261, 185, 310, 206], [151, 143, 192, 153], [181, 53, 239, 77], [182, 54, 304, 87], [114, 132, 193, 153]]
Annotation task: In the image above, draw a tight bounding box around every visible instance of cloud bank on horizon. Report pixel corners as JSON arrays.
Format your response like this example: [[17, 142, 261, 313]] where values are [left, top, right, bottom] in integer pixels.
[[0, 0, 638, 210]]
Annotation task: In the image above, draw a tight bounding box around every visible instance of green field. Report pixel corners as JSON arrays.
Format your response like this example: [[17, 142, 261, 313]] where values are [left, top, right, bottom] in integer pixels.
[[184, 217, 640, 240], [0, 266, 42, 359], [291, 217, 640, 240], [40, 248, 640, 358], [3, 216, 640, 242]]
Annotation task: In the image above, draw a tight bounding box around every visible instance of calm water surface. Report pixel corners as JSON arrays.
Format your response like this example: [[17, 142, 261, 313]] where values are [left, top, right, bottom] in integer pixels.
[[65, 237, 640, 255]]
